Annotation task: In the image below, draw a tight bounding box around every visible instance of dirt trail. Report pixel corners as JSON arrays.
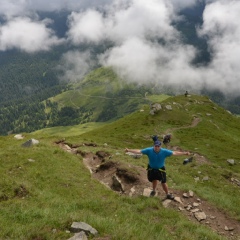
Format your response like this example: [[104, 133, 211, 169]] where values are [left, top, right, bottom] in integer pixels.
[[56, 117, 240, 239]]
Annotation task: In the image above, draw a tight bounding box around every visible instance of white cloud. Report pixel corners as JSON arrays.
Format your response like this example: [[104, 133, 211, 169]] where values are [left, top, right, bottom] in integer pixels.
[[197, 0, 240, 96], [0, 0, 29, 19], [99, 37, 201, 88], [106, 0, 178, 43], [67, 10, 106, 44], [0, 17, 64, 52], [58, 50, 96, 82]]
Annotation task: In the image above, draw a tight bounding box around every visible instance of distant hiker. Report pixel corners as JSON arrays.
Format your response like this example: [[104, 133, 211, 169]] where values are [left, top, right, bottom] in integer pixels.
[[184, 91, 189, 97], [125, 140, 191, 199], [163, 134, 171, 146]]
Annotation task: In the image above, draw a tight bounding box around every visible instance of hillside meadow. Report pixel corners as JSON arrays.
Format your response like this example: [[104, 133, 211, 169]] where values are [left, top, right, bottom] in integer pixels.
[[0, 94, 239, 240]]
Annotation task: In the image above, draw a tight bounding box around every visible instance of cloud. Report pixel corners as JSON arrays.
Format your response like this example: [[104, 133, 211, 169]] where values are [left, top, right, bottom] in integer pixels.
[[99, 37, 199, 87], [0, 0, 114, 17], [67, 10, 106, 44], [0, 0, 28, 19], [0, 0, 240, 97], [58, 50, 96, 83], [197, 0, 240, 96], [0, 17, 64, 52]]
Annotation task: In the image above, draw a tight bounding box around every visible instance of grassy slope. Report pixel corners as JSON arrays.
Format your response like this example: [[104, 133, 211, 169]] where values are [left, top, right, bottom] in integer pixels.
[[0, 94, 239, 240], [50, 67, 155, 122]]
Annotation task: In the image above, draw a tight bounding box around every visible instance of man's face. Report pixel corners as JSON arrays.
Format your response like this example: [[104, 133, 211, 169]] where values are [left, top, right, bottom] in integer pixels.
[[154, 145, 161, 152]]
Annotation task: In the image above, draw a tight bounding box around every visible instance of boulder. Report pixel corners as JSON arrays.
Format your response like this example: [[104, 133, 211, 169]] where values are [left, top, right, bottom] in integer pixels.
[[21, 139, 39, 147]]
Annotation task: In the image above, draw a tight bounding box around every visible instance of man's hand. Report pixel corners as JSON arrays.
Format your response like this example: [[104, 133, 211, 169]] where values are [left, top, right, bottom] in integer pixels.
[[173, 151, 191, 156]]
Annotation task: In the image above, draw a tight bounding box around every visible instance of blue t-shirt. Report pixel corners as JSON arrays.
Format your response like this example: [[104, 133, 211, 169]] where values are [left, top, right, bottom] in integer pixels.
[[141, 147, 173, 169]]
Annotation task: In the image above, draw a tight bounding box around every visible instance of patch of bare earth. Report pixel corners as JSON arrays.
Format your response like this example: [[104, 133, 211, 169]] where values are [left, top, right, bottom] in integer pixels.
[[57, 141, 240, 240]]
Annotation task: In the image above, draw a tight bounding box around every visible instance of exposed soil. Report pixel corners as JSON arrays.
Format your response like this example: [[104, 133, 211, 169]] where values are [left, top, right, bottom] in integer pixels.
[[56, 117, 240, 240]]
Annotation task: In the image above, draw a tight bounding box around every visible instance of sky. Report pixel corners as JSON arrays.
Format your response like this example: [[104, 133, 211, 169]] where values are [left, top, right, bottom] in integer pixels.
[[0, 0, 239, 97]]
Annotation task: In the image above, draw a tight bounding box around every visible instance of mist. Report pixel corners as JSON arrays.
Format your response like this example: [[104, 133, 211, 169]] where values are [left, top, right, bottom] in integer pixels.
[[0, 0, 239, 97]]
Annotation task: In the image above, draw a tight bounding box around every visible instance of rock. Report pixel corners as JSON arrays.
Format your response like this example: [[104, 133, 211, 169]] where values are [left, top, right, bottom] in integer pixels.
[[193, 202, 200, 207], [174, 197, 183, 204], [194, 177, 200, 182], [202, 176, 209, 181], [129, 187, 135, 197], [189, 190, 194, 197], [21, 138, 39, 147], [191, 208, 200, 213], [70, 222, 98, 236], [183, 193, 188, 198], [185, 205, 192, 211], [194, 212, 207, 221], [143, 188, 158, 197], [28, 159, 35, 162], [14, 134, 24, 139], [150, 103, 162, 115], [227, 159, 235, 165], [68, 231, 88, 240], [163, 199, 172, 208], [165, 105, 172, 110]]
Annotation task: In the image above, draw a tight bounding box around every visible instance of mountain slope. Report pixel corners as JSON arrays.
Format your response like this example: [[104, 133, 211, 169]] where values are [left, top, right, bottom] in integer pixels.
[[1, 94, 240, 239], [50, 67, 169, 123]]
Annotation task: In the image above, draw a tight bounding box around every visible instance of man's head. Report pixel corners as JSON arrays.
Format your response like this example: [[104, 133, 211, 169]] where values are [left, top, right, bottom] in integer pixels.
[[154, 140, 161, 151], [154, 140, 162, 152]]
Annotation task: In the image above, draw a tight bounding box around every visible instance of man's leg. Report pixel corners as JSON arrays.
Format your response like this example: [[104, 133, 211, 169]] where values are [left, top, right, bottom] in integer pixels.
[[161, 182, 174, 200], [161, 182, 169, 194], [150, 180, 158, 196], [152, 180, 158, 191]]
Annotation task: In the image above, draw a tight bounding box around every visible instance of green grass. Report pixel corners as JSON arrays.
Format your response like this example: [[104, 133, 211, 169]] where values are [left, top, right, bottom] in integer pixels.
[[0, 94, 239, 239], [33, 122, 107, 137]]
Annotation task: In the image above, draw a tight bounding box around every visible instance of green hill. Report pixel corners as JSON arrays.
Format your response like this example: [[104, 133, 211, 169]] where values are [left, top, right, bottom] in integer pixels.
[[0, 66, 170, 135], [50, 67, 168, 123], [1, 94, 239, 239]]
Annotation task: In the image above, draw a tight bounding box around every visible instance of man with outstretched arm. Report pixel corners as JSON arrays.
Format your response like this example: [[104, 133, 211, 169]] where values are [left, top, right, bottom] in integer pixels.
[[125, 140, 191, 199]]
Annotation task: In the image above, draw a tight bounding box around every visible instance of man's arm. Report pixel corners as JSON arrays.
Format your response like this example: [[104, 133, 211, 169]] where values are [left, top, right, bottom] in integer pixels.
[[125, 148, 142, 154], [172, 151, 191, 156]]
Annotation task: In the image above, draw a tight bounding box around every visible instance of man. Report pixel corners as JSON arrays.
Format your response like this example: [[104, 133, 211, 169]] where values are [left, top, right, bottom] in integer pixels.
[[125, 140, 191, 199]]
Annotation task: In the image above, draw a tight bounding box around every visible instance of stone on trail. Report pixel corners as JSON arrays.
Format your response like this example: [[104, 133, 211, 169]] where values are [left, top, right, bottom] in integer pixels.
[[143, 188, 157, 197]]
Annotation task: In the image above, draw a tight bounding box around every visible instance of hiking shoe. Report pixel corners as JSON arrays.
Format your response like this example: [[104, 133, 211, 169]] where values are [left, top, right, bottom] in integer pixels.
[[166, 194, 174, 200], [150, 190, 156, 197]]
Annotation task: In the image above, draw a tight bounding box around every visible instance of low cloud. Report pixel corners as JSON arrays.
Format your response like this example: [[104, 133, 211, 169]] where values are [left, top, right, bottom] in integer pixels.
[[197, 0, 240, 96], [0, 17, 64, 52], [58, 50, 96, 83], [67, 10, 106, 44], [0, 0, 240, 97]]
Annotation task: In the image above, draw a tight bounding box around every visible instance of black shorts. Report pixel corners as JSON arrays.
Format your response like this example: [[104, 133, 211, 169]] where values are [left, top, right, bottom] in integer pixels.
[[147, 166, 167, 183]]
